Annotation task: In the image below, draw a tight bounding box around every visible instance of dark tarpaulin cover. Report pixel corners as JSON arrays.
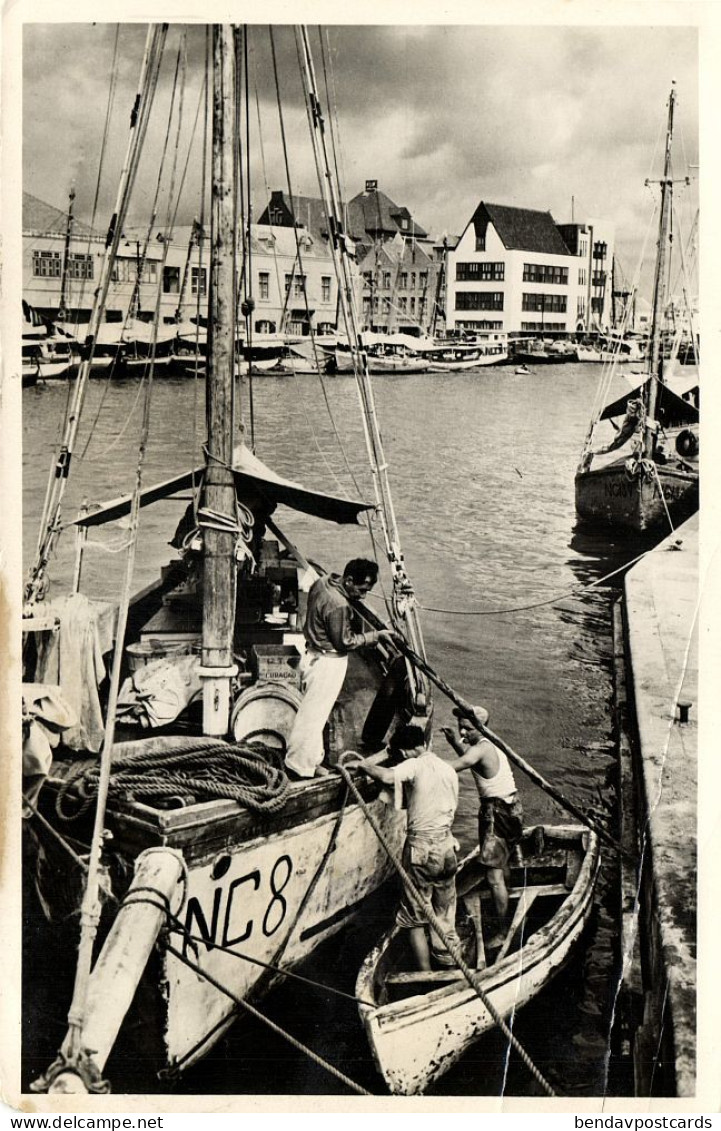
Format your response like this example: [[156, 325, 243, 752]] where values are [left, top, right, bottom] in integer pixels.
[[601, 377, 699, 427], [69, 447, 373, 529]]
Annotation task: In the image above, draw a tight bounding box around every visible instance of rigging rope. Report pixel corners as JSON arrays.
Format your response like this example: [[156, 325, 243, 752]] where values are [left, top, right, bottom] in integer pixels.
[[164, 941, 372, 1095], [364, 543, 660, 618], [336, 759, 558, 1097]]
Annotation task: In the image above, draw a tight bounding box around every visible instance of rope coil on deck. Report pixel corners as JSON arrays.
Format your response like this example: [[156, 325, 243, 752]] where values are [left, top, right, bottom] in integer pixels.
[[55, 739, 290, 822]]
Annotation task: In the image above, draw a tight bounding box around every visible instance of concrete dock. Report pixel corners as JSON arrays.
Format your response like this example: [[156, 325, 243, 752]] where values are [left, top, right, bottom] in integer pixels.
[[617, 512, 698, 1096]]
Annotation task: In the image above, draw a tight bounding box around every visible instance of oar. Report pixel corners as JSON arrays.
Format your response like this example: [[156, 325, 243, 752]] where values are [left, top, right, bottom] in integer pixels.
[[357, 600, 636, 865]]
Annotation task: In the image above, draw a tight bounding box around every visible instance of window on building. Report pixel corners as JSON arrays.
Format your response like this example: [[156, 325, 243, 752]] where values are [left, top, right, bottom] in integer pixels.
[[521, 293, 567, 313], [455, 291, 504, 311], [67, 253, 93, 280], [419, 271, 428, 288], [399, 272, 408, 290], [270, 208, 284, 225], [399, 297, 407, 312], [475, 235, 486, 252], [401, 218, 409, 231], [522, 264, 568, 285], [410, 273, 416, 289], [255, 319, 276, 334], [32, 250, 62, 278], [163, 265, 181, 294], [363, 271, 373, 287], [577, 297, 586, 318], [580, 240, 588, 257], [321, 276, 331, 302], [191, 267, 206, 295], [578, 268, 586, 286], [363, 297, 371, 315], [259, 271, 270, 300], [382, 271, 391, 288], [410, 297, 415, 314], [293, 275, 306, 298], [456, 319, 503, 332], [456, 262, 505, 282], [593, 241, 608, 260], [592, 271, 607, 287]]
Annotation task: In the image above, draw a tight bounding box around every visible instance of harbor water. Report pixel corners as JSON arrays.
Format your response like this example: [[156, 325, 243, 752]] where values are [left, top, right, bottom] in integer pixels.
[[21, 361, 648, 1097]]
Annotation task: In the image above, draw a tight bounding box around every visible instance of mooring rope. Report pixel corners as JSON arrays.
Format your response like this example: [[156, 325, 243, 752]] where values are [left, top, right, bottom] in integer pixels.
[[164, 940, 373, 1095], [336, 758, 558, 1097]]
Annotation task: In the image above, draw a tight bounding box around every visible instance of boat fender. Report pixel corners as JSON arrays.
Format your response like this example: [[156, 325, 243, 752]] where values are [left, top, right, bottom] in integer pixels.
[[675, 429, 698, 458]]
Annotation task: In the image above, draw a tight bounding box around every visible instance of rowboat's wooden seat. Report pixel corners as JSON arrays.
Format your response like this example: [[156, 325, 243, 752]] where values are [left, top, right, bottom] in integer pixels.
[[386, 969, 464, 985]]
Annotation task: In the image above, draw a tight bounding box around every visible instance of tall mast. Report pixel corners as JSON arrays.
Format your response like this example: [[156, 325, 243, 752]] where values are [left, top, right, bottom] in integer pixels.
[[644, 82, 687, 457], [57, 187, 75, 322], [200, 25, 238, 736]]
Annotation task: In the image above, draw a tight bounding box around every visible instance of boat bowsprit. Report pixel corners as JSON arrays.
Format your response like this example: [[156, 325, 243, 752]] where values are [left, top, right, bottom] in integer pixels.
[[355, 824, 600, 1095]]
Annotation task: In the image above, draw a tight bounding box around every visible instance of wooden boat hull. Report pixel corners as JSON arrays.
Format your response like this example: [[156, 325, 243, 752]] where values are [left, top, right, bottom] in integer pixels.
[[575, 458, 698, 532], [355, 825, 600, 1095], [35, 765, 406, 1078]]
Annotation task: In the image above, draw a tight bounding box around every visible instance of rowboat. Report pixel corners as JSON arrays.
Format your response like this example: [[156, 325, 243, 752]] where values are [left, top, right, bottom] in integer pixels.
[[355, 823, 600, 1095]]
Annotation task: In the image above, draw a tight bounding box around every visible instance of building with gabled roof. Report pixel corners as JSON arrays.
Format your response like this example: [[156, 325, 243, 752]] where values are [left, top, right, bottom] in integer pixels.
[[356, 233, 441, 334], [23, 189, 341, 334], [447, 200, 614, 335]]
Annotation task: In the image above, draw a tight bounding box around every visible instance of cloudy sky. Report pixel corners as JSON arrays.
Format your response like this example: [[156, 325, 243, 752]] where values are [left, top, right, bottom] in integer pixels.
[[22, 17, 700, 300]]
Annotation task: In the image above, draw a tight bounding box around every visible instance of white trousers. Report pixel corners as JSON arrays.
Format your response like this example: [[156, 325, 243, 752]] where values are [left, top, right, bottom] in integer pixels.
[[284, 649, 348, 778]]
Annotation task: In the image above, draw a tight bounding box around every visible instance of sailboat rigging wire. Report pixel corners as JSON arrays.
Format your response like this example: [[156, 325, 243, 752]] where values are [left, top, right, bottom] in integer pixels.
[[78, 31, 188, 461], [265, 27, 364, 499], [318, 27, 345, 221], [26, 25, 169, 607], [580, 200, 658, 457], [163, 942, 373, 1095], [296, 25, 429, 700]]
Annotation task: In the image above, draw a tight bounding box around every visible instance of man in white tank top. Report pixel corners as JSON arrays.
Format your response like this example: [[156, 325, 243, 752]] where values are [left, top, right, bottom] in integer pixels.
[[442, 705, 523, 950]]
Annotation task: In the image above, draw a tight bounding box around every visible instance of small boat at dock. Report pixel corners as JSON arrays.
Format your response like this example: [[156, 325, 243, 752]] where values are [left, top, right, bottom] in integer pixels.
[[355, 823, 600, 1096]]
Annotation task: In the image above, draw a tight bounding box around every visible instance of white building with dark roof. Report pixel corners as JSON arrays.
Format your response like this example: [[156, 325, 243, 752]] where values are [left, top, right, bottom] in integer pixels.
[[447, 201, 615, 335]]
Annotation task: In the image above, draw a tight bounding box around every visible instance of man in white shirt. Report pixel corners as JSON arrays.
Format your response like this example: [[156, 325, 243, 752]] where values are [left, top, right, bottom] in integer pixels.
[[350, 723, 460, 971]]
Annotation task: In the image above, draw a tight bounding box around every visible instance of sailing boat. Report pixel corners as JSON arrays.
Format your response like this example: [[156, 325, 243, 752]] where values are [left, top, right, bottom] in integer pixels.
[[574, 83, 699, 534], [22, 24, 429, 1093]]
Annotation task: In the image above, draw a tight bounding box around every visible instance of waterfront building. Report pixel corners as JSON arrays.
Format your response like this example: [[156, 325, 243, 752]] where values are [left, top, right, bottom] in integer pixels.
[[22, 190, 340, 335], [446, 201, 615, 337], [260, 181, 446, 336]]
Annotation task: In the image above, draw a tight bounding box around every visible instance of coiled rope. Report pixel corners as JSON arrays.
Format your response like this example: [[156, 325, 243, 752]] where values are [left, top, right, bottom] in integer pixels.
[[55, 739, 290, 823], [337, 758, 558, 1097]]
